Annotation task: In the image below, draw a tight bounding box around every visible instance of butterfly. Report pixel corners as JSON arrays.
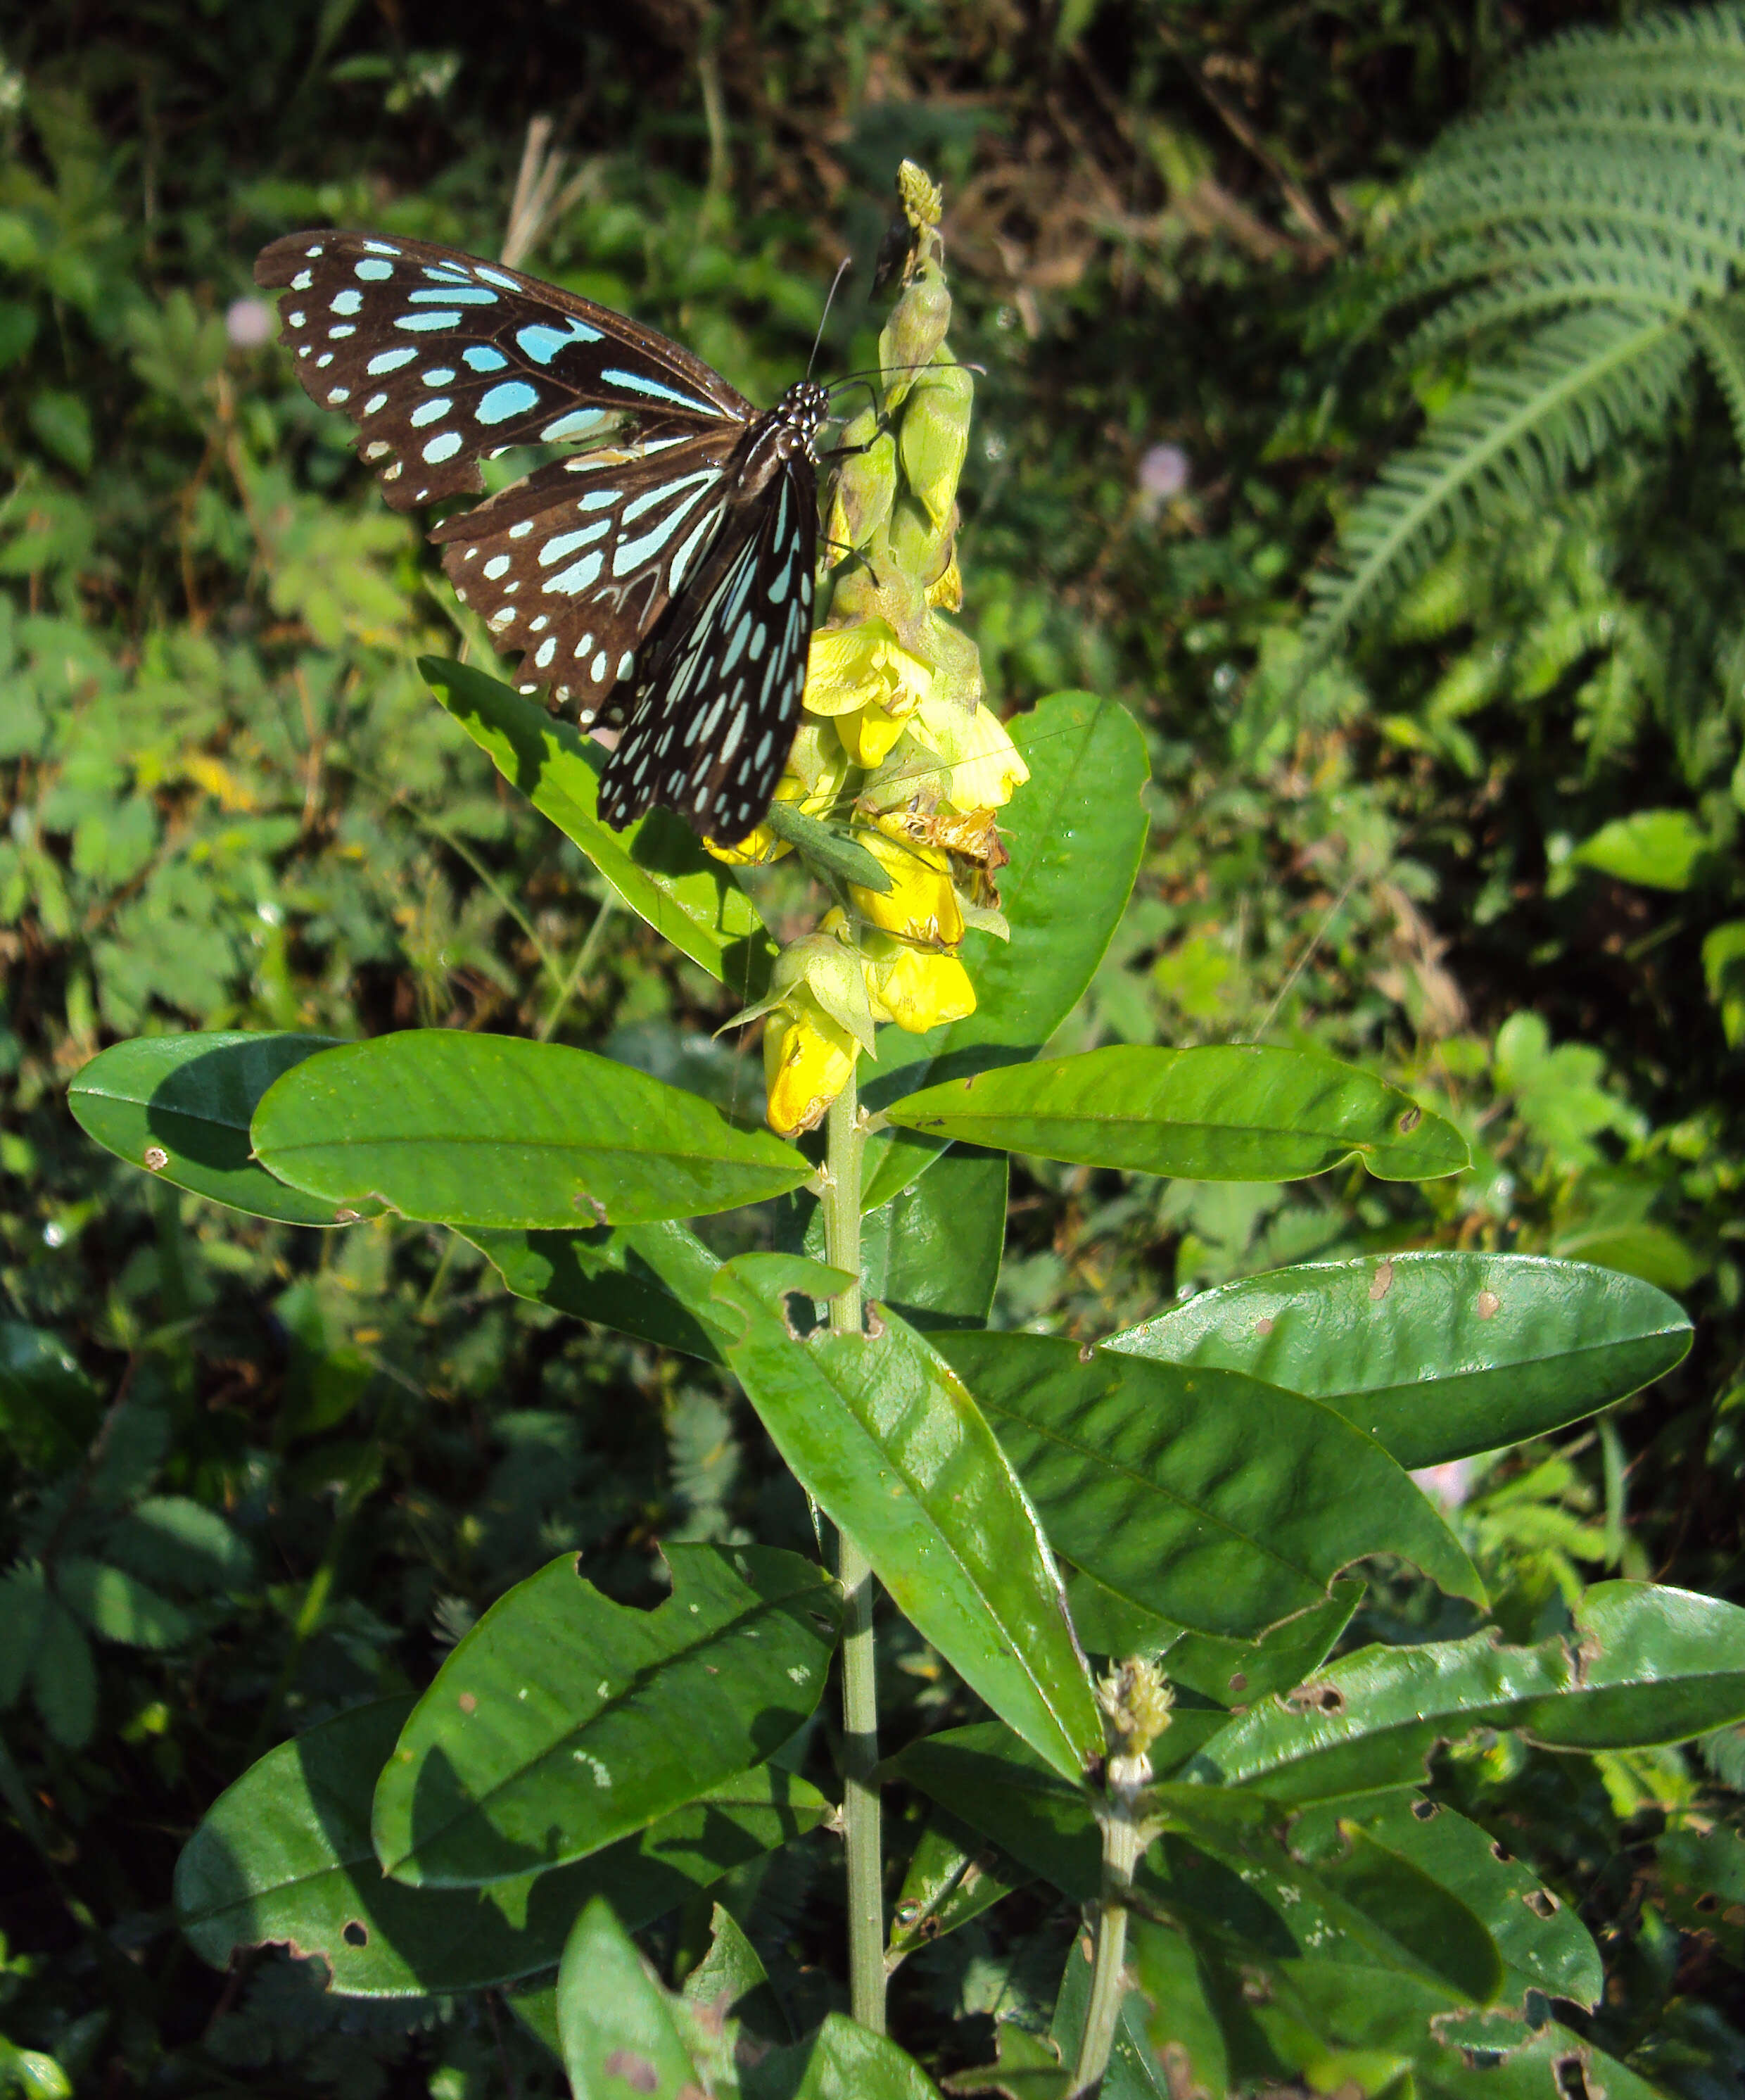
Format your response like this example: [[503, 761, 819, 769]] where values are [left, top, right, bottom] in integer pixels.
[[254, 229, 828, 845]]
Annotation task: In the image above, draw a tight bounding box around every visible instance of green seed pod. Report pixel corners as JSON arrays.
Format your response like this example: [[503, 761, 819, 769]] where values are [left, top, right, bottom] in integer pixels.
[[898, 364, 973, 531], [827, 416, 897, 557], [881, 267, 953, 410]]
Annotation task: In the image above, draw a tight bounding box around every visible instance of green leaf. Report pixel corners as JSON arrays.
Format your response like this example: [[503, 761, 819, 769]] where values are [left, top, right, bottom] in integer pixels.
[[1052, 1921, 1171, 2100], [557, 1898, 722, 2099], [175, 1698, 829, 1996], [423, 656, 776, 992], [1289, 1795, 1603, 2011], [764, 798, 892, 891], [1125, 1923, 1230, 2100], [826, 1144, 1006, 1332], [0, 1564, 96, 1750], [885, 1046, 1466, 1184], [1572, 808, 1710, 890], [251, 1031, 811, 1230], [103, 1496, 254, 1593], [69, 1032, 364, 1227], [888, 1814, 1031, 1964], [935, 1333, 1485, 1640], [754, 2014, 946, 2099], [683, 1904, 788, 2042], [56, 1557, 194, 1649], [713, 1253, 1103, 1783], [1107, 1253, 1692, 1469], [1190, 1581, 1745, 1802], [464, 1220, 731, 1362], [0, 1322, 100, 1470], [862, 690, 1150, 1210], [28, 388, 94, 476], [372, 1542, 839, 1885]]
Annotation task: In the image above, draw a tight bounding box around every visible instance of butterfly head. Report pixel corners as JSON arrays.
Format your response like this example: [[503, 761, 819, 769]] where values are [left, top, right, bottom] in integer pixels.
[[773, 379, 832, 460]]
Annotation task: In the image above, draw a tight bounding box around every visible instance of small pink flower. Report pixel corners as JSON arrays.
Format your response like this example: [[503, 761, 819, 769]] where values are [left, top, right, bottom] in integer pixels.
[[226, 298, 274, 349], [1411, 1459, 1475, 1510]]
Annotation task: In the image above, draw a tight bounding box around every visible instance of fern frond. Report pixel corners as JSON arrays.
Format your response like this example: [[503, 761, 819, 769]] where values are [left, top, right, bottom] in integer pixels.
[[1373, 222, 1730, 335], [1302, 309, 1696, 662], [1499, 4, 1745, 103], [1397, 257, 1708, 369], [1690, 291, 1745, 454]]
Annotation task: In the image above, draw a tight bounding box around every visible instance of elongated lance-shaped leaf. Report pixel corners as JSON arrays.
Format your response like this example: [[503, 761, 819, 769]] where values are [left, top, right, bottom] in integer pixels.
[[463, 1220, 732, 1363], [1108, 1251, 1692, 1470], [802, 1143, 1007, 1333], [557, 1899, 723, 2100], [372, 1543, 839, 1886], [422, 656, 777, 994], [937, 1332, 1485, 1640], [712, 1253, 1103, 1783], [250, 1030, 810, 1229], [69, 1032, 372, 1226], [1188, 1579, 1745, 1803], [884, 1044, 1466, 1184], [174, 1697, 830, 1997], [751, 2013, 948, 2099], [861, 690, 1150, 1212]]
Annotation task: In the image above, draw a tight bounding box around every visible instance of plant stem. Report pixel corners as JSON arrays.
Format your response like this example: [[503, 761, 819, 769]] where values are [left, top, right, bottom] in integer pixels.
[[823, 1069, 885, 2032], [1070, 1807, 1140, 2097]]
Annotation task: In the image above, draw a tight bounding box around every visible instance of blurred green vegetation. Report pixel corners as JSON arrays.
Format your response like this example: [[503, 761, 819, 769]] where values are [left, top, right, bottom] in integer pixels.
[[3, 1, 1745, 2092]]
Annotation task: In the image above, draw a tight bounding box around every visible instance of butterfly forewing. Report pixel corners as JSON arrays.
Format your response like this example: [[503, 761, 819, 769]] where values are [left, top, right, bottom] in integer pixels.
[[255, 227, 825, 842], [254, 230, 753, 512]]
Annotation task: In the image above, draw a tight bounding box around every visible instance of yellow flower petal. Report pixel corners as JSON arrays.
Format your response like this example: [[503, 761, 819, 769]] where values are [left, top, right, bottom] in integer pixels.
[[863, 935, 977, 1033], [848, 821, 965, 946], [763, 998, 859, 1137]]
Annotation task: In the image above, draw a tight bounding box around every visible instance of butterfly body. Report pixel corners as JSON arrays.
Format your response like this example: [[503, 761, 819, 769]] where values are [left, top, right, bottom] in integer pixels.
[[254, 229, 825, 842]]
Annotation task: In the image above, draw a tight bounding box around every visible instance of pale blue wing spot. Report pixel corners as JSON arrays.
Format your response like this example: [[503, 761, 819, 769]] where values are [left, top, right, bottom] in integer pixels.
[[329, 324, 355, 339], [538, 525, 608, 567], [476, 381, 541, 425], [541, 408, 612, 443], [407, 286, 498, 306], [623, 469, 718, 526], [576, 632, 595, 657], [474, 266, 523, 291], [668, 510, 717, 592], [528, 615, 550, 632], [364, 441, 390, 460], [748, 623, 768, 662], [590, 651, 609, 681], [288, 310, 306, 327], [410, 398, 452, 428], [617, 652, 635, 681], [316, 353, 334, 367], [325, 386, 350, 406], [753, 730, 774, 768], [508, 520, 534, 539], [535, 638, 558, 668], [463, 345, 509, 373], [304, 243, 326, 258], [483, 555, 512, 579], [291, 270, 313, 291], [422, 431, 463, 464], [395, 311, 462, 331], [355, 258, 394, 282], [578, 488, 621, 512], [361, 239, 398, 256], [331, 289, 364, 316], [547, 552, 604, 594], [518, 320, 604, 362], [421, 367, 457, 386], [367, 347, 418, 374], [489, 607, 515, 629], [599, 367, 717, 415], [363, 392, 387, 415], [421, 264, 471, 282]]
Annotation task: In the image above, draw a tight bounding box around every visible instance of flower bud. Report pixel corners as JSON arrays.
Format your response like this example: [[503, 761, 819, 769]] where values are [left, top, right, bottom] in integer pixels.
[[827, 412, 897, 560], [849, 820, 965, 946], [763, 994, 858, 1137], [773, 930, 877, 1054], [880, 269, 953, 409], [899, 366, 973, 529]]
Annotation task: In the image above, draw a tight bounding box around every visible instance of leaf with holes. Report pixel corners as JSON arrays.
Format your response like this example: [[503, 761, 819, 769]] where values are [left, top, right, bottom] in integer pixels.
[[1108, 1252, 1692, 1470], [372, 1543, 839, 1886], [174, 1698, 830, 1996]]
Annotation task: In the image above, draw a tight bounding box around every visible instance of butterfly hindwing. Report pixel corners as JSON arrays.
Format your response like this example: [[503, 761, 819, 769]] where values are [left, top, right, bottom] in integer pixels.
[[599, 448, 817, 844], [254, 229, 752, 512], [431, 431, 740, 721]]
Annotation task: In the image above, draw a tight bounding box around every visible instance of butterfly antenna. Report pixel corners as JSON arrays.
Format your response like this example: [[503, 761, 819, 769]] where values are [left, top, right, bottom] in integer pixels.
[[808, 257, 855, 379]]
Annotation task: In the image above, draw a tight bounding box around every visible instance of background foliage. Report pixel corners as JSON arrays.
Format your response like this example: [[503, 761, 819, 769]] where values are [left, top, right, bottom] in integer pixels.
[[3, 1, 1745, 2094]]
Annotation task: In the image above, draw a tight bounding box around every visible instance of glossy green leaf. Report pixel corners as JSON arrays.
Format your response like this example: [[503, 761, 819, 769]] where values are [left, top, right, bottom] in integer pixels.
[[861, 690, 1150, 1210], [1125, 1923, 1230, 2100], [683, 1904, 789, 2044], [887, 1045, 1465, 1184], [557, 1898, 723, 2100], [175, 1697, 830, 1996], [252, 1031, 809, 1230], [808, 1145, 1006, 1332], [423, 655, 776, 993], [1064, 1572, 1364, 1712], [1290, 1794, 1602, 2011], [1191, 1581, 1745, 1802], [372, 1542, 839, 1886], [754, 2013, 946, 2099], [888, 1814, 1031, 1964], [1052, 1921, 1172, 2100], [69, 1032, 362, 1226], [941, 2022, 1070, 2099], [465, 1220, 730, 1363], [1572, 807, 1710, 890], [1109, 1253, 1692, 1470], [713, 1253, 1103, 1783], [935, 1333, 1485, 1640]]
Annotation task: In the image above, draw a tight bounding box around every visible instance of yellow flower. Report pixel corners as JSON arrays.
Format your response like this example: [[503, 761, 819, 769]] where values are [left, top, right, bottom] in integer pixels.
[[913, 693, 1029, 811], [848, 820, 965, 946], [763, 994, 859, 1137], [803, 617, 932, 772], [862, 932, 976, 1032]]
